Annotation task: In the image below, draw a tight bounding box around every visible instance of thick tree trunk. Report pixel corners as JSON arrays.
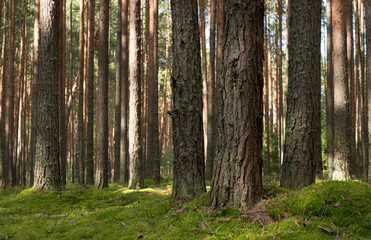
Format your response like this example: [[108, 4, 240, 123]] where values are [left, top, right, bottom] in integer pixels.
[[206, 0, 216, 181], [34, 0, 62, 190], [114, 0, 122, 182], [86, 0, 95, 185], [365, 0, 371, 181], [210, 0, 264, 209], [332, 0, 350, 180], [280, 0, 321, 189], [95, 0, 109, 189], [171, 0, 206, 199], [148, 0, 160, 184], [142, 0, 149, 178], [120, 0, 129, 184], [128, 0, 144, 189]]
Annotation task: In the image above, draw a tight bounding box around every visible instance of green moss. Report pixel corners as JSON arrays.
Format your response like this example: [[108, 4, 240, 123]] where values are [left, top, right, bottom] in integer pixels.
[[0, 181, 369, 239]]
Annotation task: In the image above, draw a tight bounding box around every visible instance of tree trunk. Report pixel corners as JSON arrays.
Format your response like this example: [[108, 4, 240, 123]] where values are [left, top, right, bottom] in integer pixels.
[[6, 0, 15, 186], [206, 0, 216, 181], [30, 0, 39, 186], [365, 0, 371, 181], [114, 0, 122, 182], [171, 0, 206, 199], [264, 1, 271, 175], [86, 0, 95, 185], [198, 0, 208, 165], [95, 0, 109, 189], [142, 0, 149, 178], [280, 0, 321, 189], [332, 0, 350, 180], [128, 0, 144, 190], [210, 0, 264, 209], [0, 0, 5, 188], [34, 0, 62, 190], [120, 0, 129, 184], [77, 0, 85, 185], [148, 0, 160, 184]]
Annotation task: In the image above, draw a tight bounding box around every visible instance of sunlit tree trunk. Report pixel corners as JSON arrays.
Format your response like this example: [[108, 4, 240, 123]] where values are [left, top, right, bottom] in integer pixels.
[[128, 0, 144, 189], [365, 0, 371, 181], [264, 0, 271, 175], [332, 0, 350, 180]]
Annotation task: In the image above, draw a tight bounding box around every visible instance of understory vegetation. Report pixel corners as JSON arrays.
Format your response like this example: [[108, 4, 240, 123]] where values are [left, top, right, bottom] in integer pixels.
[[0, 180, 370, 239]]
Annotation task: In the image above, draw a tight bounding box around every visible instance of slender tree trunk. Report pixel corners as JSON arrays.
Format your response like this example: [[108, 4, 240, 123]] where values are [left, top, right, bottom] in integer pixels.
[[6, 0, 15, 186], [198, 0, 208, 162], [365, 0, 371, 181], [147, 0, 160, 184], [160, 0, 170, 154], [0, 0, 5, 188], [332, 0, 350, 180], [95, 0, 109, 189], [86, 0, 95, 185], [16, 0, 27, 186], [280, 0, 321, 189], [34, 0, 62, 190], [206, 0, 216, 181], [120, 0, 129, 183], [113, 0, 122, 182], [30, 0, 39, 186], [78, 0, 85, 185], [171, 0, 205, 199], [59, 0, 67, 185], [69, 0, 75, 183], [264, 1, 271, 175], [210, 0, 264, 209], [142, 0, 149, 178]]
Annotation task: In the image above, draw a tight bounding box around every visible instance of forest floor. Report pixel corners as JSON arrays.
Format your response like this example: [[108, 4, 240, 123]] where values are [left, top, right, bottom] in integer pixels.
[[0, 179, 370, 240]]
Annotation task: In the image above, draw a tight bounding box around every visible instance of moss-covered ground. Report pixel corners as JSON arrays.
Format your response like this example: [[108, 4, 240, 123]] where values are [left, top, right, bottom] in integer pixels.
[[0, 180, 370, 239]]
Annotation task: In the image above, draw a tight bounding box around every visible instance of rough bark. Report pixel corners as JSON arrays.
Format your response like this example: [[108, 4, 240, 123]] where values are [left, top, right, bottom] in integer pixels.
[[128, 0, 144, 189], [210, 0, 264, 209], [280, 0, 321, 189], [171, 0, 206, 199], [264, 1, 271, 175], [86, 0, 95, 185], [114, 0, 122, 182], [148, 0, 160, 184], [34, 0, 62, 190], [95, 0, 109, 189], [366, 0, 371, 181], [120, 0, 129, 183], [332, 0, 350, 180], [206, 0, 216, 181]]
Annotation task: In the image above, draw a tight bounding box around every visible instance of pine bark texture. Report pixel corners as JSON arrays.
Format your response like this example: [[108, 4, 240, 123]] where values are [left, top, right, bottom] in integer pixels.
[[34, 0, 62, 190], [171, 0, 206, 199], [332, 0, 350, 180], [120, 0, 129, 183], [148, 0, 160, 184], [280, 0, 321, 189], [210, 0, 264, 210], [95, 0, 109, 189], [86, 0, 95, 185], [128, 0, 144, 189], [0, 0, 5, 188]]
